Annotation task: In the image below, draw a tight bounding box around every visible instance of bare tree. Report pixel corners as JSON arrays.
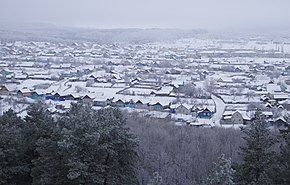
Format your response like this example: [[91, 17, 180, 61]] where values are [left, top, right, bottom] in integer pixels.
[[125, 114, 243, 185]]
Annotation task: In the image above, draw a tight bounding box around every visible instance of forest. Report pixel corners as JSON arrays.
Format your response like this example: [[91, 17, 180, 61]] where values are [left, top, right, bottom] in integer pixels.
[[0, 103, 289, 185]]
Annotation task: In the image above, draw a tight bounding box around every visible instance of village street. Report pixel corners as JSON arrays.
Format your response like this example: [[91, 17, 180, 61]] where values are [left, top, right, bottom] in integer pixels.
[[211, 94, 226, 126]]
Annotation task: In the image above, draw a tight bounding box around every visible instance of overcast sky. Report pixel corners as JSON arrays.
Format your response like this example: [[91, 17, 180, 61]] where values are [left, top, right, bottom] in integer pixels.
[[0, 0, 290, 30]]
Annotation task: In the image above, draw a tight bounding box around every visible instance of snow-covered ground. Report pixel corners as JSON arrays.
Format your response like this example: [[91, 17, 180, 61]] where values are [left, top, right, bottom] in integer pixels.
[[211, 94, 226, 126]]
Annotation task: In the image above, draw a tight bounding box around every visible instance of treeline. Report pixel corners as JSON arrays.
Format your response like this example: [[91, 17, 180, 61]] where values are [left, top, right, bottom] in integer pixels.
[[125, 113, 243, 184], [1, 104, 289, 185], [126, 112, 290, 185], [0, 24, 207, 44], [0, 103, 138, 185]]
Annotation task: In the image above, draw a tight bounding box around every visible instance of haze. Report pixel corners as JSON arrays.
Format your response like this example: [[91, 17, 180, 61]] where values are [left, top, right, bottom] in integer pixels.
[[0, 0, 290, 31]]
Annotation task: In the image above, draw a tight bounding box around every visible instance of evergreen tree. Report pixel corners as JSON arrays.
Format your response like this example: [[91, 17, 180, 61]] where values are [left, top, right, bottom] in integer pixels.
[[96, 107, 139, 185], [56, 103, 103, 185], [23, 102, 55, 184], [0, 103, 139, 184], [270, 124, 290, 184], [204, 154, 235, 185], [234, 112, 275, 185], [0, 109, 29, 185], [32, 103, 139, 185], [30, 124, 65, 185]]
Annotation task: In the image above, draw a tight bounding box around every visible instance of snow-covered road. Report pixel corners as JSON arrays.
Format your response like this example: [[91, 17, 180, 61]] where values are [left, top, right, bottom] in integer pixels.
[[211, 94, 226, 126]]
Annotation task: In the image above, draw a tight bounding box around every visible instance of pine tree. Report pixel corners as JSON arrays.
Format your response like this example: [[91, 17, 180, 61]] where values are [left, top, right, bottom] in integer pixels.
[[23, 102, 55, 184], [270, 124, 290, 184], [1, 103, 139, 184], [31, 124, 65, 185], [56, 103, 103, 185], [33, 103, 139, 185], [234, 112, 275, 185], [96, 107, 139, 185], [204, 154, 235, 185], [0, 109, 29, 185]]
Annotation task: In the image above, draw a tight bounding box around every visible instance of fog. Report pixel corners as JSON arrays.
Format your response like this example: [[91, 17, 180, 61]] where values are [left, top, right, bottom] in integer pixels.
[[0, 0, 290, 30]]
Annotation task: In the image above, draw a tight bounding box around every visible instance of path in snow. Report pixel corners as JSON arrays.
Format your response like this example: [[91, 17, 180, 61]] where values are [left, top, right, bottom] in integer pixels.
[[211, 94, 226, 126]]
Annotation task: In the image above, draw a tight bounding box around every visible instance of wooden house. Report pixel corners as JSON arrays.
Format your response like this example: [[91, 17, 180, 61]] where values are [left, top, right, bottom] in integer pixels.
[[114, 99, 125, 108], [62, 94, 75, 101], [150, 102, 163, 111], [125, 99, 136, 108], [17, 89, 31, 97], [197, 107, 213, 119], [172, 104, 192, 115], [221, 111, 251, 125], [53, 93, 65, 101], [0, 85, 10, 95], [30, 91, 44, 100], [271, 117, 289, 128], [82, 95, 94, 104], [273, 94, 289, 102], [93, 98, 111, 107], [135, 100, 147, 109]]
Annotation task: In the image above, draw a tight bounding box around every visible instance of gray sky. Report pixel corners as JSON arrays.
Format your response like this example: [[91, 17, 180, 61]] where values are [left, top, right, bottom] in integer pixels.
[[0, 0, 290, 30]]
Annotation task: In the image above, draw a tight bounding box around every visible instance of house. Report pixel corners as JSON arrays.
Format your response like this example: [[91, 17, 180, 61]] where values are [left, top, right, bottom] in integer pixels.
[[45, 94, 55, 100], [53, 93, 65, 101], [197, 107, 213, 119], [166, 68, 181, 75], [0, 69, 13, 77], [30, 91, 44, 100], [71, 94, 82, 101], [278, 99, 290, 110], [273, 94, 289, 102], [278, 105, 284, 110], [82, 95, 94, 104], [62, 94, 75, 101], [221, 111, 251, 125], [14, 73, 28, 80], [271, 117, 289, 128], [17, 89, 32, 97], [172, 104, 192, 115], [260, 95, 269, 102], [125, 99, 136, 108], [114, 99, 126, 108], [149, 102, 163, 111], [268, 99, 276, 106], [53, 93, 61, 100], [261, 111, 273, 119], [93, 97, 111, 107], [135, 100, 148, 109], [29, 74, 52, 80], [154, 91, 170, 97], [265, 102, 273, 108], [0, 85, 10, 95]]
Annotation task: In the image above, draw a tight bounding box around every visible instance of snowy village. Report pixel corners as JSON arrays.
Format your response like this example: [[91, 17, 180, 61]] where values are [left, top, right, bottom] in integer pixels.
[[1, 37, 290, 129], [1, 0, 290, 184]]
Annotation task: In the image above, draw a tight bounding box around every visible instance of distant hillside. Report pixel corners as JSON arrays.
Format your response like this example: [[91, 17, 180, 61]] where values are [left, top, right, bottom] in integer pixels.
[[0, 23, 207, 44]]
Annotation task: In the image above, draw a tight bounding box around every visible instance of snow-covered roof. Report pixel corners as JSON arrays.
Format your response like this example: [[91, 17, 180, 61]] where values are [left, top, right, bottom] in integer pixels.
[[223, 110, 251, 120], [273, 94, 289, 99], [267, 84, 281, 93]]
